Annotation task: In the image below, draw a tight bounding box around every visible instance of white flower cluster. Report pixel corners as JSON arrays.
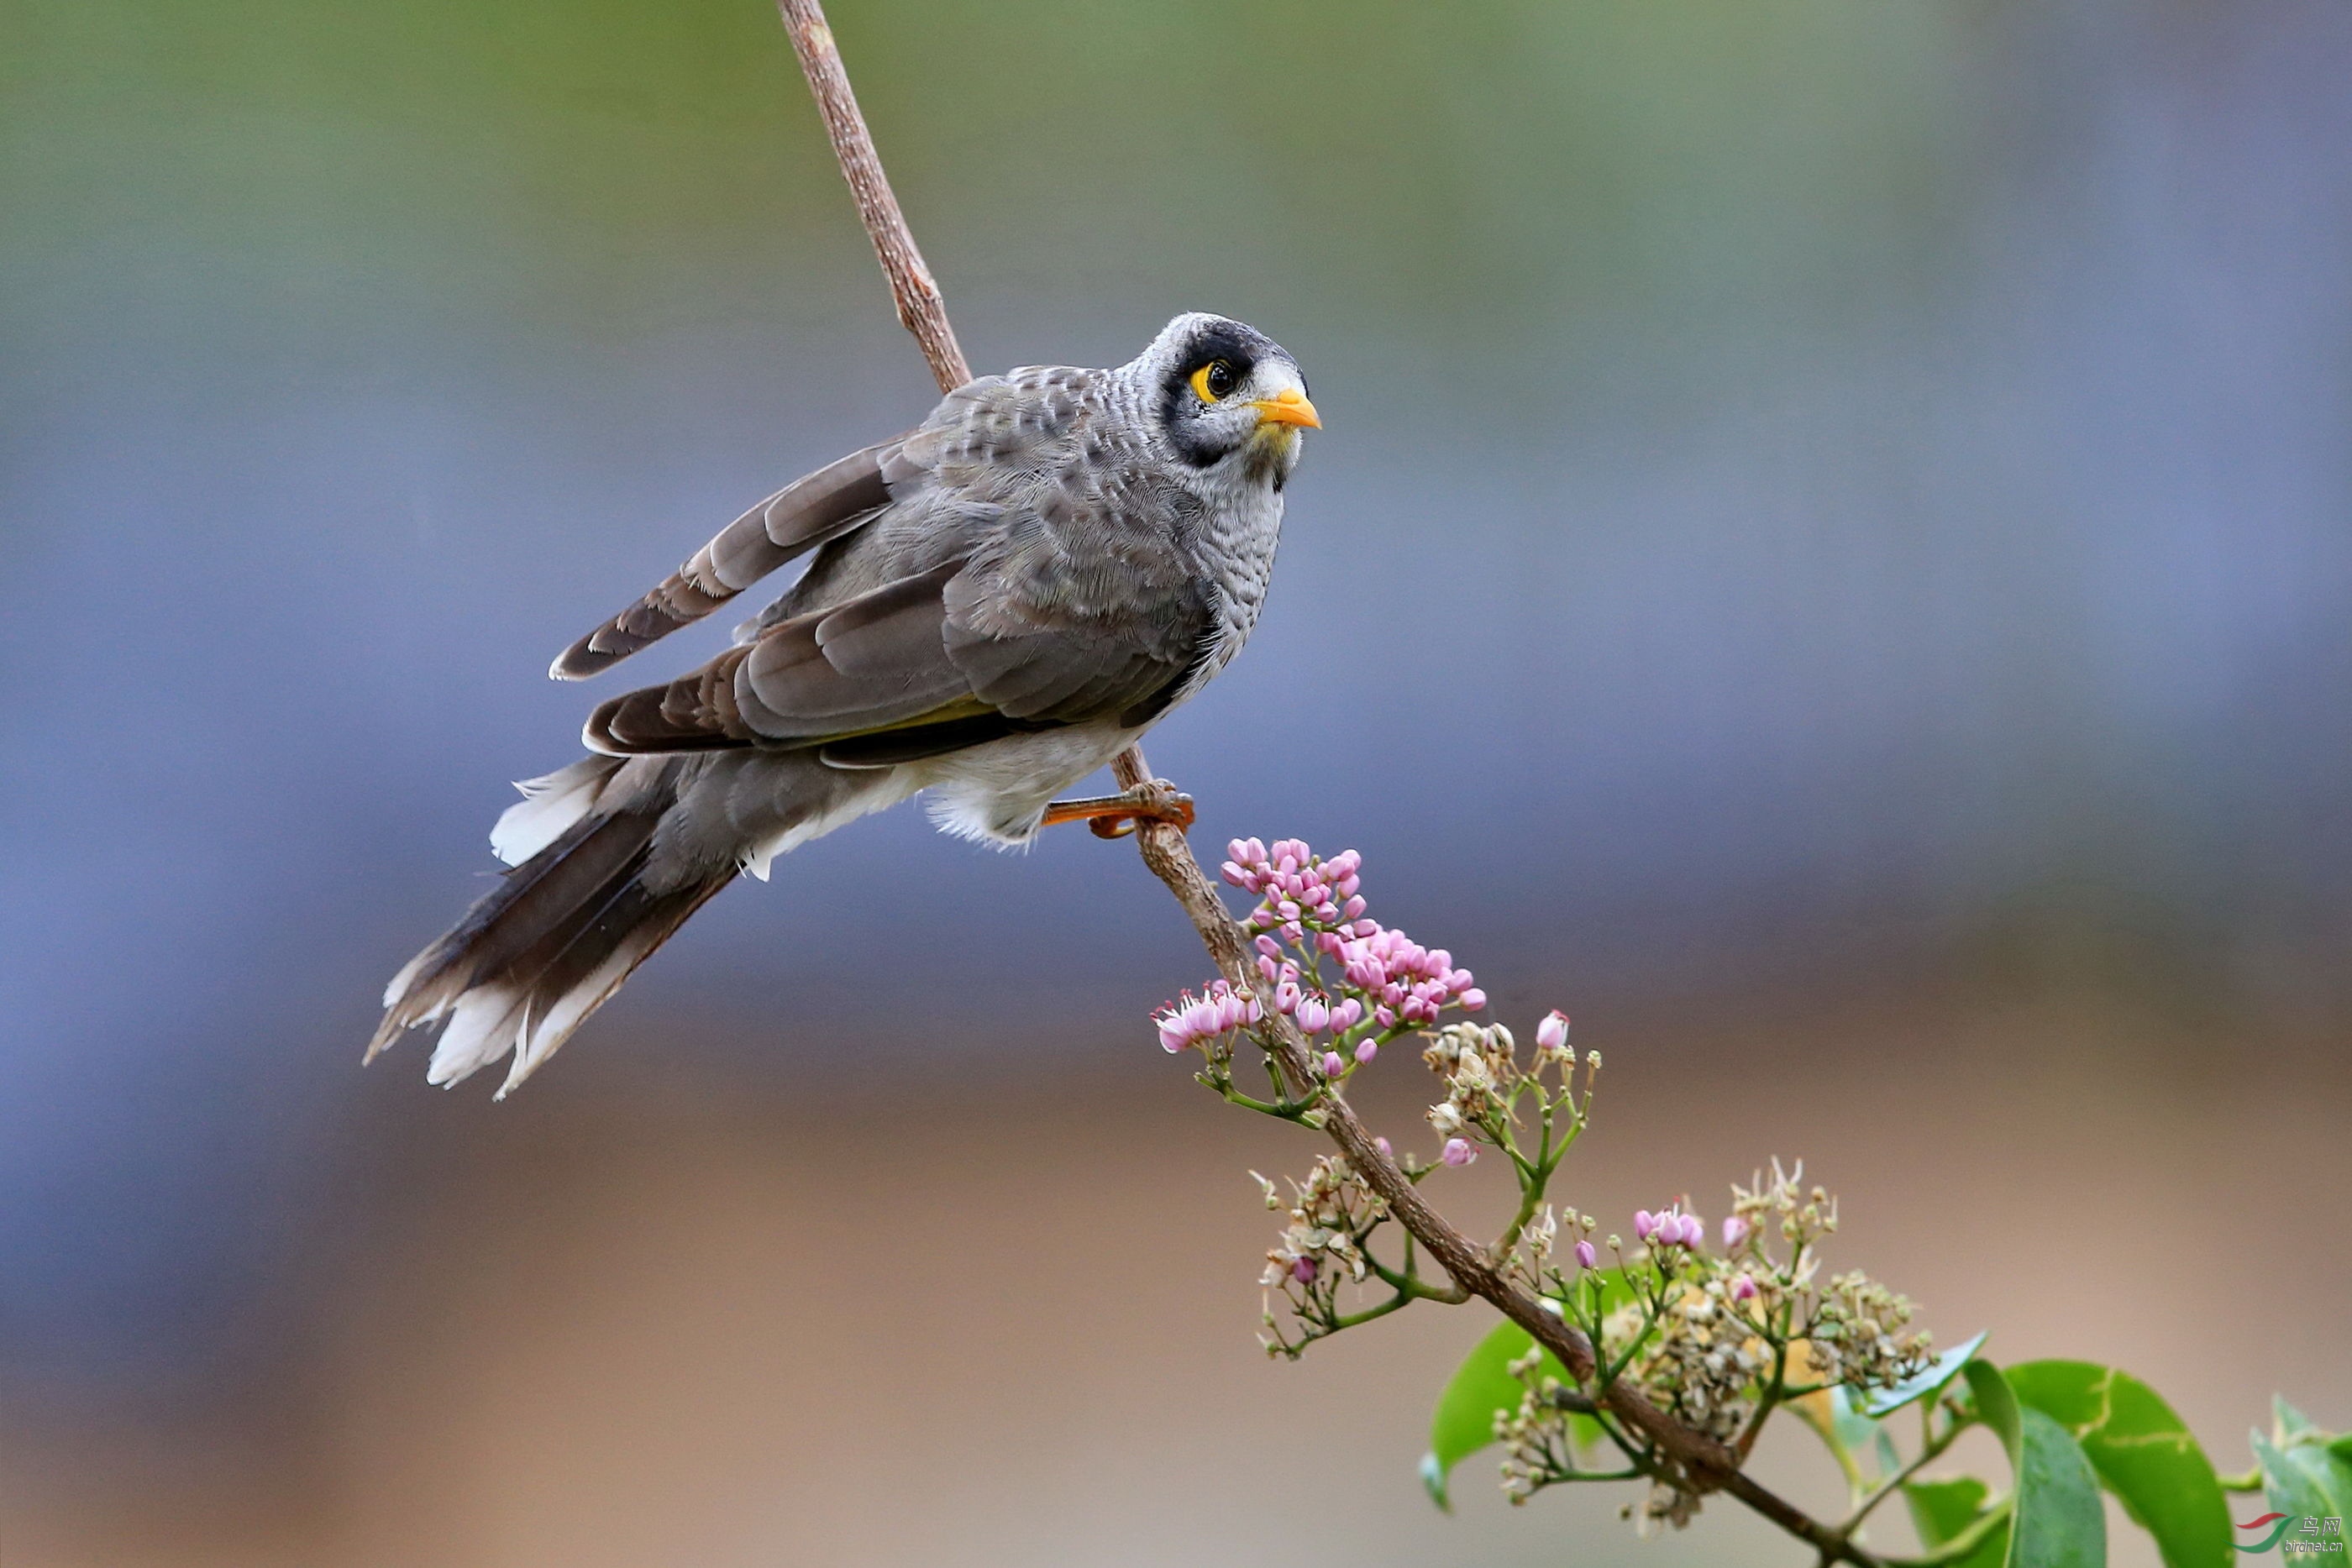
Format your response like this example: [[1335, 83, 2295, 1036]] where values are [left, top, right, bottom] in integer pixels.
[[1806, 1269, 1927, 1392], [1257, 1154, 1389, 1355], [1495, 1347, 1581, 1504], [1422, 1021, 1520, 1140]]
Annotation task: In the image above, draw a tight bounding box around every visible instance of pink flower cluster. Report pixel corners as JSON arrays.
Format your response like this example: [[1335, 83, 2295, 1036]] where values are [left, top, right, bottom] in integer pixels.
[[1154, 978, 1261, 1053], [1635, 1205, 1706, 1249], [1221, 837, 1486, 1027]]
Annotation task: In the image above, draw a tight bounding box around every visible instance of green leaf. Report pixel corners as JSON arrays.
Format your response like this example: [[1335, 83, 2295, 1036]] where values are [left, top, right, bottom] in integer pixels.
[[2253, 1429, 2336, 1529], [2268, 1397, 2352, 1520], [1964, 1361, 2107, 1568], [2010, 1408, 2110, 1568], [1420, 1275, 1630, 1511], [2296, 1443, 2352, 1513], [1908, 1474, 1992, 1545], [1905, 1475, 2011, 1568], [1862, 1330, 1992, 1419], [2006, 1360, 2231, 1568], [1966, 1360, 2024, 1449]]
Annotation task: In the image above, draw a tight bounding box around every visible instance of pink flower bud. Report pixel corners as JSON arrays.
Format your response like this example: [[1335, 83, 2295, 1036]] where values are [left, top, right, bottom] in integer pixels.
[[1353, 1039, 1378, 1065], [1730, 1273, 1758, 1303], [1352, 919, 1378, 938], [1374, 1135, 1393, 1158], [1460, 989, 1487, 1011], [1254, 934, 1281, 957], [1536, 1011, 1569, 1051], [1342, 895, 1366, 919], [1722, 1216, 1750, 1250], [1634, 1209, 1656, 1241], [1441, 1138, 1477, 1167], [1373, 1005, 1395, 1029], [1575, 1240, 1598, 1270], [1291, 1256, 1316, 1284], [1297, 997, 1330, 1033], [1257, 955, 1279, 983], [1336, 875, 1361, 898], [1677, 1214, 1705, 1247], [1320, 1051, 1344, 1078], [1333, 999, 1363, 1030]]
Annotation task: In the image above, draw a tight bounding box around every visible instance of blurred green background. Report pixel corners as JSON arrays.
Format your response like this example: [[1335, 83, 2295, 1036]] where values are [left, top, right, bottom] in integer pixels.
[[3, 2, 2347, 1564]]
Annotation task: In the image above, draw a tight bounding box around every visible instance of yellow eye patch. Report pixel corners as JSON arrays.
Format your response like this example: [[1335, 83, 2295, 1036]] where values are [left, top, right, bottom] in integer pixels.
[[1189, 359, 1237, 403]]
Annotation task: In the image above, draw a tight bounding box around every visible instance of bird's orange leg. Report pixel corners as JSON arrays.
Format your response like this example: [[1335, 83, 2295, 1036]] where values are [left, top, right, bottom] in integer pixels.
[[1041, 783, 1196, 839]]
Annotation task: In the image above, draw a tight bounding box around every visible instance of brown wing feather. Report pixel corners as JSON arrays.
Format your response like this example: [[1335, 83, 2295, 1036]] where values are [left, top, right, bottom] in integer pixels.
[[550, 438, 900, 681]]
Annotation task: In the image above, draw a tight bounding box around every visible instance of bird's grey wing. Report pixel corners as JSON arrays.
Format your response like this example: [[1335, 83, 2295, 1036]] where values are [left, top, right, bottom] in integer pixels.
[[584, 366, 1216, 763], [549, 437, 903, 680], [581, 553, 1214, 763], [728, 367, 1108, 643]]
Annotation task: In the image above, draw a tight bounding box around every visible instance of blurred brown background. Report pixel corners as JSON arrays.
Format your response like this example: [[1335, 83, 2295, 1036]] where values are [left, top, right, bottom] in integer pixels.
[[5, 1, 2349, 1564]]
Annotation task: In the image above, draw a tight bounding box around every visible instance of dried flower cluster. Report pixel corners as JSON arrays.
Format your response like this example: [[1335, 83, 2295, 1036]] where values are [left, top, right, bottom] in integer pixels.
[[1255, 1152, 1397, 1356], [1496, 1157, 1935, 1529]]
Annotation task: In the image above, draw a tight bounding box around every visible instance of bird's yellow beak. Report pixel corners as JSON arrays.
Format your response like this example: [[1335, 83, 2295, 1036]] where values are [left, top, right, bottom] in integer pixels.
[[1250, 387, 1322, 429]]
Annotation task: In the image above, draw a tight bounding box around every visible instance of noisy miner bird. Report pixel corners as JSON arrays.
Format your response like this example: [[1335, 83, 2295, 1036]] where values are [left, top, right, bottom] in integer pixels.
[[370, 312, 1319, 1096]]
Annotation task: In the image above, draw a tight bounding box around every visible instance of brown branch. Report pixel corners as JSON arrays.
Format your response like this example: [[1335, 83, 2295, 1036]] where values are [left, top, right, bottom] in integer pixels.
[[1110, 755, 1873, 1563], [771, 13, 1866, 1562], [774, 0, 971, 395]]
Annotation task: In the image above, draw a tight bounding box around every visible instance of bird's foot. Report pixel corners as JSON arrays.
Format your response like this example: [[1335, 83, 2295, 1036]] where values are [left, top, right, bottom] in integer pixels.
[[1041, 781, 1195, 839]]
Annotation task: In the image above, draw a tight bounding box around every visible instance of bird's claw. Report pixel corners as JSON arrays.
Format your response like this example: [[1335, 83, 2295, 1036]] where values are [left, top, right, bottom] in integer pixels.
[[1042, 781, 1195, 838]]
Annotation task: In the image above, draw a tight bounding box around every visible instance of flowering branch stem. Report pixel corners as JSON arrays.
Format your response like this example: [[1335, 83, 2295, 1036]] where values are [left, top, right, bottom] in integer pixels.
[[1106, 753, 1880, 1567], [774, 13, 1873, 1560]]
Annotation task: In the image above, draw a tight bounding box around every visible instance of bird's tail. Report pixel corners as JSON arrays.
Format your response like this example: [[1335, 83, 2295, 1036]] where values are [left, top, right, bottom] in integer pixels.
[[368, 755, 731, 1098]]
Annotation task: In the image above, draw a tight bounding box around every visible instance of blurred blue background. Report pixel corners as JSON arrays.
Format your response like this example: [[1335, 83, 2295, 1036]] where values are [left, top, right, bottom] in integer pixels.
[[3, 3, 2347, 1563]]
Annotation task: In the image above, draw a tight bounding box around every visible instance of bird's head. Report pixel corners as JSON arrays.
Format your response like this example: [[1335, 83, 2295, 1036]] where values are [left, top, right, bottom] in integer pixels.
[[1135, 312, 1319, 485]]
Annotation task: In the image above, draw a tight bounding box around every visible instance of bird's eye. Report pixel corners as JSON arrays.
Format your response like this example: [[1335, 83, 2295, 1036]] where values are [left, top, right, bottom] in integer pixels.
[[1190, 359, 1238, 403]]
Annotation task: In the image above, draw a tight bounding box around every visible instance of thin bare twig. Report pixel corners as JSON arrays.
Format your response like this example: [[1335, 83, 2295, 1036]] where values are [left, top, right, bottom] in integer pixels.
[[773, 11, 1866, 1560], [775, 0, 970, 394]]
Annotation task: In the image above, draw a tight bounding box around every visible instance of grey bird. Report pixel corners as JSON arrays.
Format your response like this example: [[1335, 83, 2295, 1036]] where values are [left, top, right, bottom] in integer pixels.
[[370, 312, 1319, 1096]]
